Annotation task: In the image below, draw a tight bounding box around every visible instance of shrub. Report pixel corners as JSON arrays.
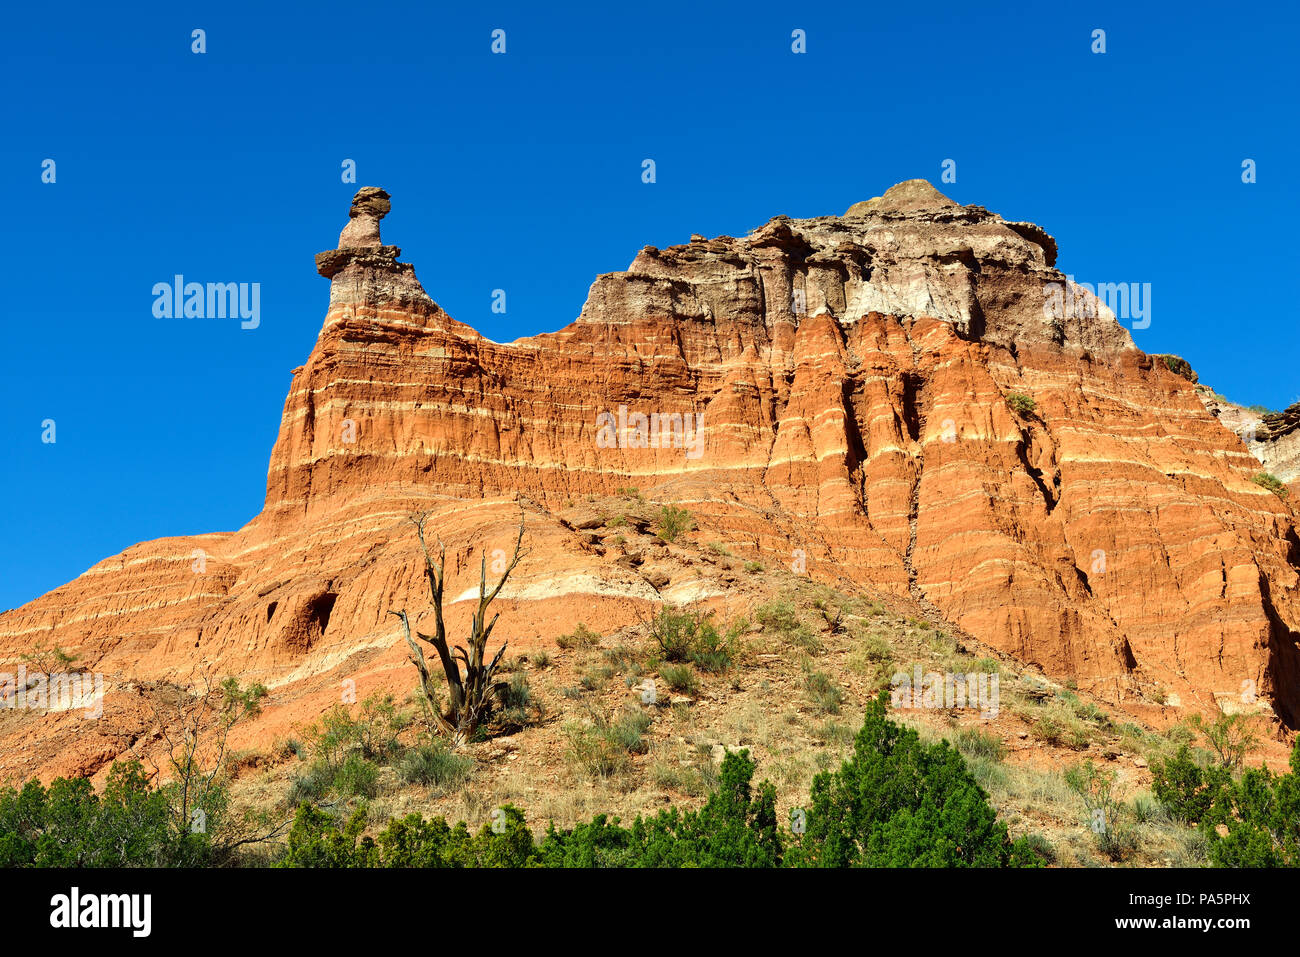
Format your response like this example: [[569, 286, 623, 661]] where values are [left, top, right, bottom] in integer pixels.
[[603, 643, 641, 671], [655, 505, 695, 542], [333, 753, 380, 799], [276, 805, 376, 868], [285, 765, 332, 807], [755, 597, 817, 647], [646, 606, 738, 671], [609, 706, 652, 752], [493, 672, 542, 731], [1131, 794, 1165, 825], [579, 665, 614, 692], [565, 724, 629, 779], [1030, 708, 1092, 750], [1150, 745, 1230, 824], [1016, 832, 1056, 865], [1064, 760, 1136, 861], [1252, 472, 1288, 498], [659, 663, 699, 694], [1189, 711, 1260, 771], [803, 667, 845, 714], [0, 760, 209, 867], [954, 727, 1007, 762], [565, 705, 652, 780], [1199, 744, 1300, 867], [557, 623, 601, 649], [398, 742, 474, 789], [1006, 392, 1036, 416], [744, 561, 764, 574], [847, 634, 893, 682], [785, 692, 1036, 867], [285, 694, 422, 804], [307, 695, 407, 774], [277, 803, 540, 869], [690, 620, 741, 672], [755, 600, 800, 634]]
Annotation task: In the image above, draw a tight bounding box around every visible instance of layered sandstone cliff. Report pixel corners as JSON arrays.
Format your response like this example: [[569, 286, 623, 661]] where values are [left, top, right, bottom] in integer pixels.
[[2, 180, 1298, 779]]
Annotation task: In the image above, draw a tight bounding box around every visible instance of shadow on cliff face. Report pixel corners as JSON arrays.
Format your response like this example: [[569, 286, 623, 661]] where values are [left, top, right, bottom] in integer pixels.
[[270, 589, 339, 654], [900, 371, 925, 444], [1263, 529, 1300, 729]]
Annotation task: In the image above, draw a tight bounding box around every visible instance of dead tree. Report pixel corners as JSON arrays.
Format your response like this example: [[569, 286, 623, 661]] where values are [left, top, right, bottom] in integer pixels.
[[391, 509, 527, 747]]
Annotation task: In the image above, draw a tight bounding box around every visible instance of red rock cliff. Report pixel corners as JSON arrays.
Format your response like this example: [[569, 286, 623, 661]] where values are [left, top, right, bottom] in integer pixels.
[[2, 180, 1298, 776]]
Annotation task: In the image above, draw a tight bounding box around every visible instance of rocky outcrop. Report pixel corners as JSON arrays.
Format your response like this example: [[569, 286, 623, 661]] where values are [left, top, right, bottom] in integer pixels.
[[314, 186, 406, 281], [1258, 403, 1300, 444], [1151, 354, 1198, 383], [1199, 389, 1300, 485], [2, 181, 1298, 779]]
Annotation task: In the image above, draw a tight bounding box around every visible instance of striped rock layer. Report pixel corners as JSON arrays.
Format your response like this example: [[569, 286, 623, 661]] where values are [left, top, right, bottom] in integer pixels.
[[2, 180, 1298, 777]]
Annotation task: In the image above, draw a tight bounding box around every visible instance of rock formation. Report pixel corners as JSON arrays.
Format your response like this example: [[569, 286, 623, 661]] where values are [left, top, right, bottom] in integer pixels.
[[1197, 380, 1300, 486], [2, 182, 1298, 779]]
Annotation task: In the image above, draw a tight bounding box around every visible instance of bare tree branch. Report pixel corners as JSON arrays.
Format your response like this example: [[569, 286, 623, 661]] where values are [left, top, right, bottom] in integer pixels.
[[393, 505, 527, 746]]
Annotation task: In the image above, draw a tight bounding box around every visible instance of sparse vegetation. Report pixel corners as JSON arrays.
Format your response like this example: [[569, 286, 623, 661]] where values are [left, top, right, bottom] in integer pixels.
[[1251, 471, 1288, 498], [564, 705, 653, 780], [753, 599, 822, 653], [655, 505, 695, 542], [755, 600, 800, 633], [1030, 710, 1092, 750], [398, 741, 474, 789], [1065, 759, 1136, 862], [954, 727, 1007, 762], [644, 606, 739, 672], [1006, 392, 1036, 416], [1188, 711, 1260, 771], [495, 672, 543, 732], [11, 553, 1282, 872], [802, 665, 845, 714], [557, 622, 602, 649], [275, 698, 1037, 869], [847, 633, 894, 690], [659, 663, 699, 695], [19, 639, 78, 673]]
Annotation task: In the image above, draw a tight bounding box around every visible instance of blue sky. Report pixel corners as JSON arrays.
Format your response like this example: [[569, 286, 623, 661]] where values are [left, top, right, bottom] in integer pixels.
[[1, 0, 1295, 611]]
